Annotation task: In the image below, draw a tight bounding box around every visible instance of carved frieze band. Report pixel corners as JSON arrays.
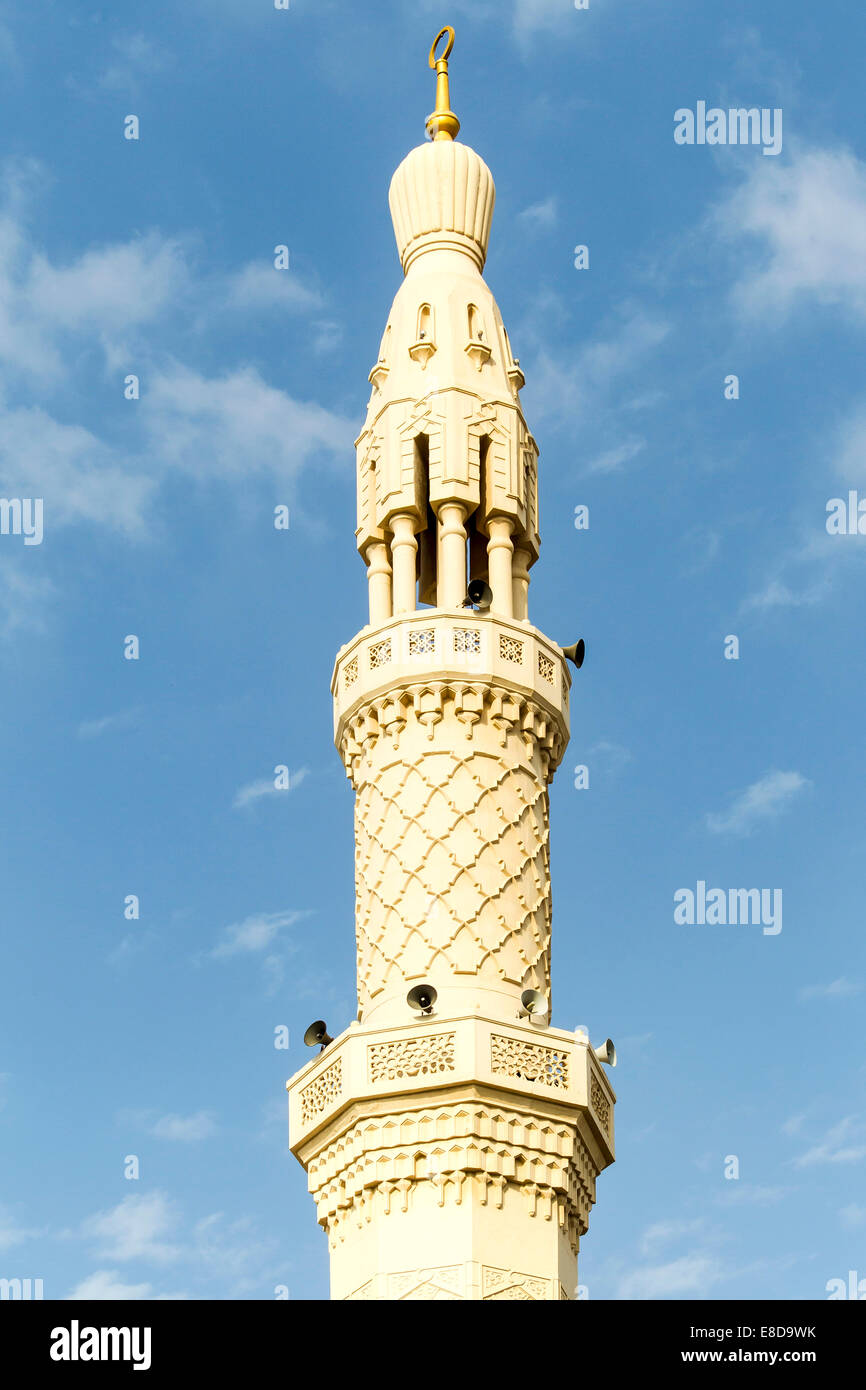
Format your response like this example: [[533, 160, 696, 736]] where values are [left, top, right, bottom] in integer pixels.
[[302, 1102, 600, 1251], [345, 1265, 569, 1301], [368, 1032, 456, 1083], [490, 1034, 570, 1090], [337, 681, 567, 789]]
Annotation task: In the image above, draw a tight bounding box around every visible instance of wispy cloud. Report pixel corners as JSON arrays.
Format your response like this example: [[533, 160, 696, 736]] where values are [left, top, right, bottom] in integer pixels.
[[77, 707, 142, 740], [224, 261, 323, 314], [792, 1116, 866, 1169], [0, 1204, 40, 1251], [619, 1253, 725, 1300], [233, 767, 309, 809], [714, 1183, 790, 1208], [706, 769, 810, 836], [210, 909, 306, 960], [715, 145, 866, 322], [80, 1191, 183, 1265], [517, 195, 558, 230], [67, 1269, 165, 1300], [799, 977, 861, 1002], [149, 1111, 218, 1143]]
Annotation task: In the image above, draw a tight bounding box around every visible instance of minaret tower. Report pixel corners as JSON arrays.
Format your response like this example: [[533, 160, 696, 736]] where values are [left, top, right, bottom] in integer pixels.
[[287, 29, 614, 1302]]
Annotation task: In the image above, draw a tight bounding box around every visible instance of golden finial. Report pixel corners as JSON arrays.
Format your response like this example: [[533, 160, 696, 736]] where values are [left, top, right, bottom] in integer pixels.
[[425, 26, 460, 142]]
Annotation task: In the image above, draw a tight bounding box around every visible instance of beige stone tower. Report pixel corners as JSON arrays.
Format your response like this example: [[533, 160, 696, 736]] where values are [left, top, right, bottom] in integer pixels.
[[287, 28, 614, 1301]]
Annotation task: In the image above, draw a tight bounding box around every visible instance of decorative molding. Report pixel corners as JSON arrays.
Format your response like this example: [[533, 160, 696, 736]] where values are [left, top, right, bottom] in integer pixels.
[[482, 1266, 552, 1301], [490, 1035, 569, 1090], [301, 1100, 600, 1254], [368, 1032, 456, 1083]]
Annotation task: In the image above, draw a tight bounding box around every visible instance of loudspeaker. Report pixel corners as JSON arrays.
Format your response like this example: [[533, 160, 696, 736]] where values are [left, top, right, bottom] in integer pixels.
[[562, 640, 585, 669], [593, 1037, 616, 1067], [303, 1020, 333, 1049], [466, 580, 493, 611], [407, 984, 437, 1015], [519, 988, 548, 1017]]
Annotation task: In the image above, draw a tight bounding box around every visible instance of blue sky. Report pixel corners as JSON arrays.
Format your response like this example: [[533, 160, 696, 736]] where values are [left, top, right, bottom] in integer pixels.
[[0, 0, 864, 1300]]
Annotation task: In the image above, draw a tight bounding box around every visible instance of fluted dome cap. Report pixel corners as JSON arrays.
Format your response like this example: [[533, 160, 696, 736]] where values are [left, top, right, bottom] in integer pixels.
[[389, 140, 495, 274]]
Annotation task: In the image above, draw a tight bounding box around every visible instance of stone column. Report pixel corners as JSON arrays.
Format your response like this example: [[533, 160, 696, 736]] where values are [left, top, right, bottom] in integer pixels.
[[366, 542, 393, 625], [512, 545, 531, 622], [487, 518, 514, 618], [437, 502, 467, 609], [390, 514, 419, 614]]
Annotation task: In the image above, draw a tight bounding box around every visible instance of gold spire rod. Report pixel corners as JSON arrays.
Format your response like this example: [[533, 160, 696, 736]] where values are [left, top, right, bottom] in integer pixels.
[[425, 26, 460, 142]]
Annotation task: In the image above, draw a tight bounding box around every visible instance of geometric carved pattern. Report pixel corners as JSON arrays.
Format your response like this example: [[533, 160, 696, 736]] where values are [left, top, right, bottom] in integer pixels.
[[369, 1032, 456, 1082], [453, 627, 481, 654], [537, 651, 554, 683], [351, 695, 552, 1015], [490, 1035, 569, 1089], [499, 634, 524, 663], [590, 1074, 611, 1133], [344, 656, 359, 688], [300, 1058, 343, 1123], [369, 638, 391, 668], [482, 1266, 551, 1300], [408, 629, 435, 655], [388, 1265, 463, 1300]]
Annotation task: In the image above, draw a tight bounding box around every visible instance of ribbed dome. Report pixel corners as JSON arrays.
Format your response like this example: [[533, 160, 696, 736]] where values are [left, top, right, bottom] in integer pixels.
[[389, 139, 495, 274]]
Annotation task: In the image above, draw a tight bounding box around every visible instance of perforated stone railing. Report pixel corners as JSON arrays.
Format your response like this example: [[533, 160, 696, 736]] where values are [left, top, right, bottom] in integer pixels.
[[331, 612, 571, 733]]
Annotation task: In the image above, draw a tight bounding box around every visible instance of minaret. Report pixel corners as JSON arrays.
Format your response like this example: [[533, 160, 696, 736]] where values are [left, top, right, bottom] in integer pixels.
[[287, 28, 615, 1302]]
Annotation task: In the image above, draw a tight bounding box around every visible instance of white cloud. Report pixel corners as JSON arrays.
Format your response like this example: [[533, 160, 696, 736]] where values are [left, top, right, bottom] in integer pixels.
[[840, 1204, 866, 1228], [717, 146, 866, 320], [225, 262, 322, 314], [513, 0, 578, 40], [517, 196, 558, 230], [210, 909, 305, 960], [67, 1269, 156, 1300], [740, 575, 830, 613], [799, 977, 862, 1002], [77, 707, 142, 740], [781, 1113, 806, 1137], [0, 1204, 39, 1251], [27, 234, 187, 335], [98, 33, 174, 93], [793, 1116, 866, 1169], [80, 1191, 182, 1264], [714, 1183, 789, 1207], [706, 769, 810, 836], [587, 739, 632, 776], [149, 1111, 218, 1142], [233, 767, 309, 809], [145, 366, 350, 487], [639, 1219, 704, 1258], [619, 1254, 724, 1300], [0, 407, 154, 533], [0, 555, 55, 638], [524, 309, 670, 457], [585, 437, 645, 474]]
